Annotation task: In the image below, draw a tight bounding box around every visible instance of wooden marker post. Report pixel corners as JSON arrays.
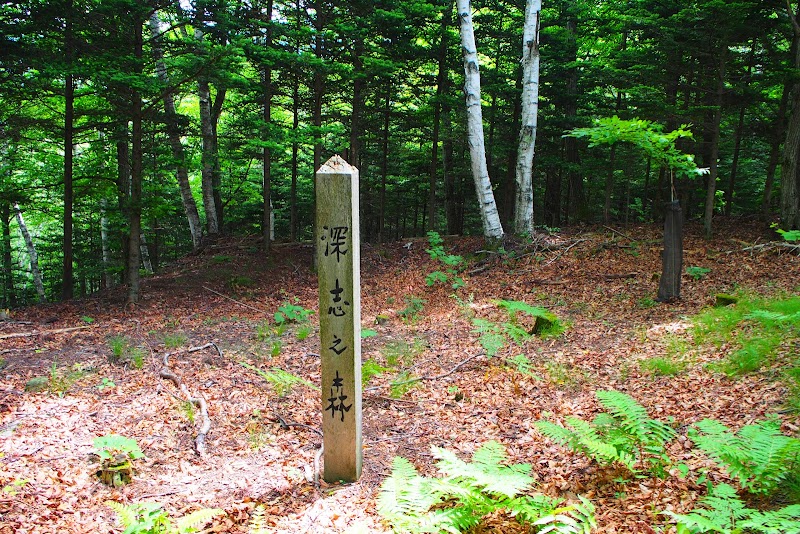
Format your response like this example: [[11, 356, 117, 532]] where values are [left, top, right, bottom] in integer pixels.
[[316, 155, 362, 483]]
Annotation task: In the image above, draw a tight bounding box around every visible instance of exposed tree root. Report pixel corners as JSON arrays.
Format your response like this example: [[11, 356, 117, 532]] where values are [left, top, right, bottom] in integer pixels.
[[158, 344, 219, 457]]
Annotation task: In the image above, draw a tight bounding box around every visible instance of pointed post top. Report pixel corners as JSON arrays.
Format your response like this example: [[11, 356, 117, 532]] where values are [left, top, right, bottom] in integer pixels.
[[318, 155, 356, 174]]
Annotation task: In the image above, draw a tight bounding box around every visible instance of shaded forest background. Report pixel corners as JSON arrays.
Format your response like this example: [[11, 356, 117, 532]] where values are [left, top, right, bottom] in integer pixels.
[[1, 0, 799, 306]]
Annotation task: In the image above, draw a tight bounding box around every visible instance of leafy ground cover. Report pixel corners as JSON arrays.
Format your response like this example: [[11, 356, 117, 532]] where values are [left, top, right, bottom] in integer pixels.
[[0, 220, 798, 533]]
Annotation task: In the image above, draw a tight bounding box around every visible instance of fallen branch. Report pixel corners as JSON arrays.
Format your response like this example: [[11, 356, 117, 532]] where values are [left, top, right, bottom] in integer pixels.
[[740, 241, 800, 254], [202, 286, 268, 314], [602, 225, 635, 241], [545, 238, 587, 266], [159, 348, 216, 457], [0, 325, 91, 340], [272, 412, 322, 437], [365, 352, 483, 392]]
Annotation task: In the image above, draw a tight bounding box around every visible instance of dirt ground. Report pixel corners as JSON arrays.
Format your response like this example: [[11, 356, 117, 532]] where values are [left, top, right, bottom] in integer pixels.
[[1, 219, 798, 533]]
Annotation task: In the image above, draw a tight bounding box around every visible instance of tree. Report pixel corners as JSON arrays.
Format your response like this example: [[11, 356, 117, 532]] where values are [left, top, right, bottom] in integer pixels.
[[513, 0, 541, 236], [456, 0, 504, 240], [568, 117, 708, 301]]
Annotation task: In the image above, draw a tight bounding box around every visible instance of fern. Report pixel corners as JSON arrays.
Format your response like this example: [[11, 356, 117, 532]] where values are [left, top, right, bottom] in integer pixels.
[[378, 441, 595, 533], [663, 483, 800, 534], [690, 417, 800, 495], [106, 501, 223, 534], [536, 390, 675, 475], [248, 505, 268, 534], [239, 362, 319, 397]]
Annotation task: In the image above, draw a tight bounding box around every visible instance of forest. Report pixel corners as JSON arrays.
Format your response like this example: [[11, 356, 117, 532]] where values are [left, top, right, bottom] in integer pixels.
[[2, 2, 800, 533], [1, 0, 800, 306]]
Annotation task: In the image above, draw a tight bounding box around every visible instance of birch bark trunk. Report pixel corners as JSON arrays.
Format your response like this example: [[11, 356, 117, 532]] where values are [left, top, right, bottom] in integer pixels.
[[149, 14, 203, 250], [513, 0, 540, 235], [13, 204, 45, 302], [457, 0, 504, 240]]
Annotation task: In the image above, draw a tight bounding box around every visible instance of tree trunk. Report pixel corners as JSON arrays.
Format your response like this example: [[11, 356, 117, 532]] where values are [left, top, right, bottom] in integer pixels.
[[513, 0, 541, 236], [703, 51, 726, 238], [379, 82, 391, 243], [2, 203, 15, 307], [428, 0, 453, 233], [100, 198, 113, 289], [564, 16, 585, 223], [763, 82, 789, 219], [782, 5, 800, 229], [457, 0, 504, 240], [657, 200, 683, 302], [148, 14, 203, 250], [262, 0, 274, 251], [291, 71, 300, 242], [116, 121, 130, 285], [604, 144, 616, 224], [13, 203, 45, 302], [62, 0, 74, 301], [198, 72, 220, 236], [127, 19, 144, 305]]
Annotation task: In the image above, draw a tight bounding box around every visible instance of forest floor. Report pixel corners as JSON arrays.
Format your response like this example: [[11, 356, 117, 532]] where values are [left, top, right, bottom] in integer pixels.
[[1, 218, 799, 534]]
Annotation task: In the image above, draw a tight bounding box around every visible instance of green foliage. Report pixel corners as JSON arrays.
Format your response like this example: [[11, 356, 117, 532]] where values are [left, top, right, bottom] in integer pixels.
[[97, 377, 116, 391], [472, 300, 564, 358], [363, 359, 389, 387], [295, 323, 313, 341], [398, 296, 426, 323], [274, 300, 314, 325], [239, 362, 318, 397], [388, 370, 421, 399], [378, 441, 596, 534], [772, 223, 800, 243], [361, 328, 378, 338], [692, 295, 800, 379], [689, 417, 800, 496], [106, 501, 223, 534], [662, 483, 800, 534], [425, 232, 466, 290], [382, 338, 427, 367], [93, 434, 143, 487], [163, 333, 187, 349], [94, 434, 143, 462], [639, 356, 685, 377], [505, 354, 538, 377], [107, 336, 145, 368], [566, 116, 706, 178], [686, 266, 711, 281], [536, 390, 676, 476]]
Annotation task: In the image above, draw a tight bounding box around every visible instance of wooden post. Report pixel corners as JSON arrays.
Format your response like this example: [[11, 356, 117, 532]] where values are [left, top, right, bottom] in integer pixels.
[[316, 155, 362, 482]]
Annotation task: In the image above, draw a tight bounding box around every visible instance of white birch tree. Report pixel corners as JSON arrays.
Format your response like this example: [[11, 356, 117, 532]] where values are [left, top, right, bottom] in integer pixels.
[[457, 0, 504, 240], [149, 13, 203, 250], [514, 0, 541, 236], [13, 203, 45, 302]]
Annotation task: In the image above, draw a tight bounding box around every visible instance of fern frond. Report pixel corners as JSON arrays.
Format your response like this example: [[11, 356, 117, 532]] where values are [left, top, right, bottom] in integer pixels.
[[249, 505, 268, 534], [378, 456, 443, 532], [105, 500, 139, 528], [433, 441, 533, 499], [740, 504, 800, 533], [596, 390, 676, 447], [174, 508, 223, 533], [691, 417, 800, 494], [532, 497, 597, 534]]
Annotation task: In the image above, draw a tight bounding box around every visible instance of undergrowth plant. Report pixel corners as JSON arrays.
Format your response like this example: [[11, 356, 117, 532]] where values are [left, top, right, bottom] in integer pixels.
[[691, 295, 800, 377], [662, 483, 800, 534], [106, 501, 223, 534], [378, 440, 595, 534], [472, 300, 564, 358], [92, 434, 144, 487], [536, 390, 677, 477], [424, 231, 466, 290], [689, 417, 800, 496], [239, 362, 318, 397]]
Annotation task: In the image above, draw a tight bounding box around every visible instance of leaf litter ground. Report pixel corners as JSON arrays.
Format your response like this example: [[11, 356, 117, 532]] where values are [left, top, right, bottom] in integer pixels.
[[1, 220, 798, 533]]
